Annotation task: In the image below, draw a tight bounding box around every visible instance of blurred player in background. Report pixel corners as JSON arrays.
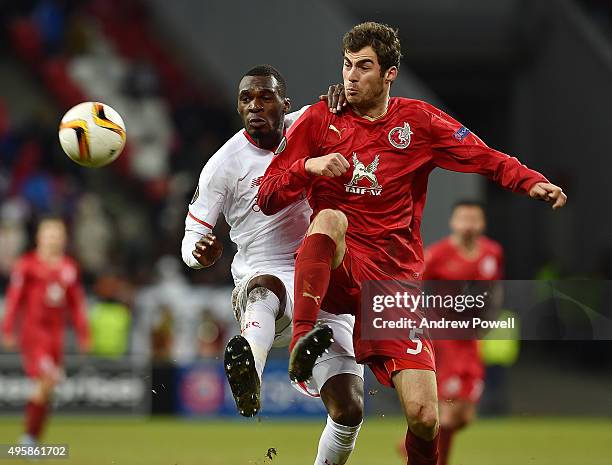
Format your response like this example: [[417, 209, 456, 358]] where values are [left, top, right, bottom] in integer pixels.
[[258, 21, 566, 465], [399, 201, 504, 464], [182, 66, 364, 465], [1, 217, 90, 445]]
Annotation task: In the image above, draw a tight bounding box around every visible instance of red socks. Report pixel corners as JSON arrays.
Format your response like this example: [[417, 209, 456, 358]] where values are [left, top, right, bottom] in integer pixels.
[[26, 400, 49, 439], [290, 233, 336, 351], [405, 429, 439, 465], [437, 427, 455, 465]]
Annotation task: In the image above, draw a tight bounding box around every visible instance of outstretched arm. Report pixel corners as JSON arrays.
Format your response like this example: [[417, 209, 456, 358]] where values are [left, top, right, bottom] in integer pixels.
[[66, 274, 90, 352], [428, 106, 566, 209]]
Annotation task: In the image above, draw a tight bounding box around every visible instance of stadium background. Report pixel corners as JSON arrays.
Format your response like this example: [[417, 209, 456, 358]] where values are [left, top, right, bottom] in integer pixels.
[[0, 0, 611, 464]]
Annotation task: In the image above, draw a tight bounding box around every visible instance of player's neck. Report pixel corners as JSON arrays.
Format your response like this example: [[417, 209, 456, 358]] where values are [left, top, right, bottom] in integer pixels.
[[251, 131, 283, 152], [451, 235, 479, 256], [36, 249, 63, 264], [352, 95, 390, 121]]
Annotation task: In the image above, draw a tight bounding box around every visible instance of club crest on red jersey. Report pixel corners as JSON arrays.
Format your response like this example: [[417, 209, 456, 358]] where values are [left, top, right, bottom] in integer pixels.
[[388, 122, 413, 149], [345, 153, 382, 196]]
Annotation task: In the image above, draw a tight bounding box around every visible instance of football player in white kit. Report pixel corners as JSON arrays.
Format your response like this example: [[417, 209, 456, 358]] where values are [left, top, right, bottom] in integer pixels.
[[181, 65, 363, 465]]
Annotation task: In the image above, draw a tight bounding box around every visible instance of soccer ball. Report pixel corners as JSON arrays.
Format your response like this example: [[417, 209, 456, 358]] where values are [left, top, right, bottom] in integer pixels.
[[58, 101, 126, 168]]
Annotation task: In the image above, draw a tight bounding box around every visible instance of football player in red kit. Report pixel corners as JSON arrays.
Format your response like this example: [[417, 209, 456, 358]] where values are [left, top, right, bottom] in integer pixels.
[[1, 217, 90, 444], [399, 201, 504, 464], [257, 22, 566, 465]]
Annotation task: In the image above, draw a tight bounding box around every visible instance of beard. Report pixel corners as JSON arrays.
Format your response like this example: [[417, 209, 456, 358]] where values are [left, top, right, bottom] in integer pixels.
[[347, 80, 386, 113]]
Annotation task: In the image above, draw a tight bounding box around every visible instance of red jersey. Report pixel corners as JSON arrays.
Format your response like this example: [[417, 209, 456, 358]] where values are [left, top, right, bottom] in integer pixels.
[[258, 99, 546, 281], [424, 236, 504, 281], [1, 252, 89, 351], [425, 236, 504, 400]]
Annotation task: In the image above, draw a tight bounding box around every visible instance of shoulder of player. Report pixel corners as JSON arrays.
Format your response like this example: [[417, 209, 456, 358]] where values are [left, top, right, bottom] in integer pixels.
[[392, 97, 445, 121], [295, 101, 331, 124], [480, 236, 504, 256], [21, 251, 42, 266], [284, 105, 311, 127], [197, 131, 247, 181], [61, 256, 80, 272], [424, 238, 451, 259], [12, 253, 33, 273]]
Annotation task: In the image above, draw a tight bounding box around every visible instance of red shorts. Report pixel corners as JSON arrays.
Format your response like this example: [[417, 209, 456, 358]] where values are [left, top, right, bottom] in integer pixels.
[[437, 371, 484, 402], [434, 340, 483, 402], [368, 355, 436, 388], [321, 247, 436, 387], [22, 342, 63, 379]]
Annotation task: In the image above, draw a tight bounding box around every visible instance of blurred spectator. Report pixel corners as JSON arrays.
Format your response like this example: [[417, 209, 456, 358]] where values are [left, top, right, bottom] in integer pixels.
[[0, 198, 29, 283], [73, 193, 114, 278], [0, 98, 8, 138], [89, 274, 131, 358], [1, 0, 235, 287], [131, 256, 231, 363], [197, 308, 227, 358], [32, 0, 65, 53]]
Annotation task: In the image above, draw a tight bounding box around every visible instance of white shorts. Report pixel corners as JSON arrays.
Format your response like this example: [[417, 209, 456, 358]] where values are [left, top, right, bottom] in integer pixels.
[[232, 271, 364, 397], [294, 310, 364, 398]]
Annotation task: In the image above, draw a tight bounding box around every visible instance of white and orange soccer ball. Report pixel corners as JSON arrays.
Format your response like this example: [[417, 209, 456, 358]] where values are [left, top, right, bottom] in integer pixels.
[[58, 101, 126, 168]]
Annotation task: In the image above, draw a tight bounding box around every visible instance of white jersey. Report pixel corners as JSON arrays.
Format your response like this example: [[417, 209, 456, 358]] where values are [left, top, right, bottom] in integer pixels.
[[181, 108, 311, 283]]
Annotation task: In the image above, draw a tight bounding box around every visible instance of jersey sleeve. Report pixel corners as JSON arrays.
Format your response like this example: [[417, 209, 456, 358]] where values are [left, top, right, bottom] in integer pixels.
[[181, 158, 227, 269], [257, 104, 326, 215], [65, 264, 90, 349], [427, 105, 548, 195], [1, 257, 28, 338]]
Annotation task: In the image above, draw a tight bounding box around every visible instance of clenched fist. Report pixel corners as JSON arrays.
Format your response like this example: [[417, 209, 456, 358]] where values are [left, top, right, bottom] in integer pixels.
[[192, 233, 223, 267], [305, 153, 350, 177], [528, 182, 567, 210]]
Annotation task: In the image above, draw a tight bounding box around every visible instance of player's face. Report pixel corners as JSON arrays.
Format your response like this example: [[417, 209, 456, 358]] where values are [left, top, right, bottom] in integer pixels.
[[36, 220, 67, 255], [343, 46, 397, 109], [450, 206, 486, 241], [237, 75, 290, 140]]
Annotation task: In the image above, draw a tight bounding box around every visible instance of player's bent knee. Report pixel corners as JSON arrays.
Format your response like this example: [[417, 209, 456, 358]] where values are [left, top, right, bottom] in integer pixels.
[[247, 274, 286, 305], [310, 209, 348, 240], [406, 402, 439, 440], [327, 399, 364, 427]]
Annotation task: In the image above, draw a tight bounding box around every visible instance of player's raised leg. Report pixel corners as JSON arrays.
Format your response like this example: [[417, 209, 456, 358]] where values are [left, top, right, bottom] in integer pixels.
[[314, 372, 364, 465], [289, 209, 347, 382], [225, 274, 286, 417], [394, 369, 440, 465]]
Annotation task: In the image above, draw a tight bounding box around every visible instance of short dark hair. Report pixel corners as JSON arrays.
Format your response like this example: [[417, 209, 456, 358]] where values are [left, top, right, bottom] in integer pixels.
[[452, 200, 486, 212], [37, 214, 65, 226], [343, 22, 402, 73], [243, 64, 287, 98]]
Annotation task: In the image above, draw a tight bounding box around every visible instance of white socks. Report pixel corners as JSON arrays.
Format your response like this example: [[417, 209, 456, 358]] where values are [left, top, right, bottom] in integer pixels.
[[240, 287, 279, 380], [314, 416, 362, 465]]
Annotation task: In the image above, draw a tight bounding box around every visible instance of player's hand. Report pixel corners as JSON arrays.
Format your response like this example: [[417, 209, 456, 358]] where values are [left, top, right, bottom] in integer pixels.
[[319, 84, 347, 114], [528, 182, 567, 210], [305, 153, 350, 177], [192, 233, 223, 267], [2, 333, 16, 351]]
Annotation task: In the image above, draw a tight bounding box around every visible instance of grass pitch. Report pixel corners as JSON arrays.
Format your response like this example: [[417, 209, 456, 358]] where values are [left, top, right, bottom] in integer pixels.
[[0, 416, 610, 465]]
